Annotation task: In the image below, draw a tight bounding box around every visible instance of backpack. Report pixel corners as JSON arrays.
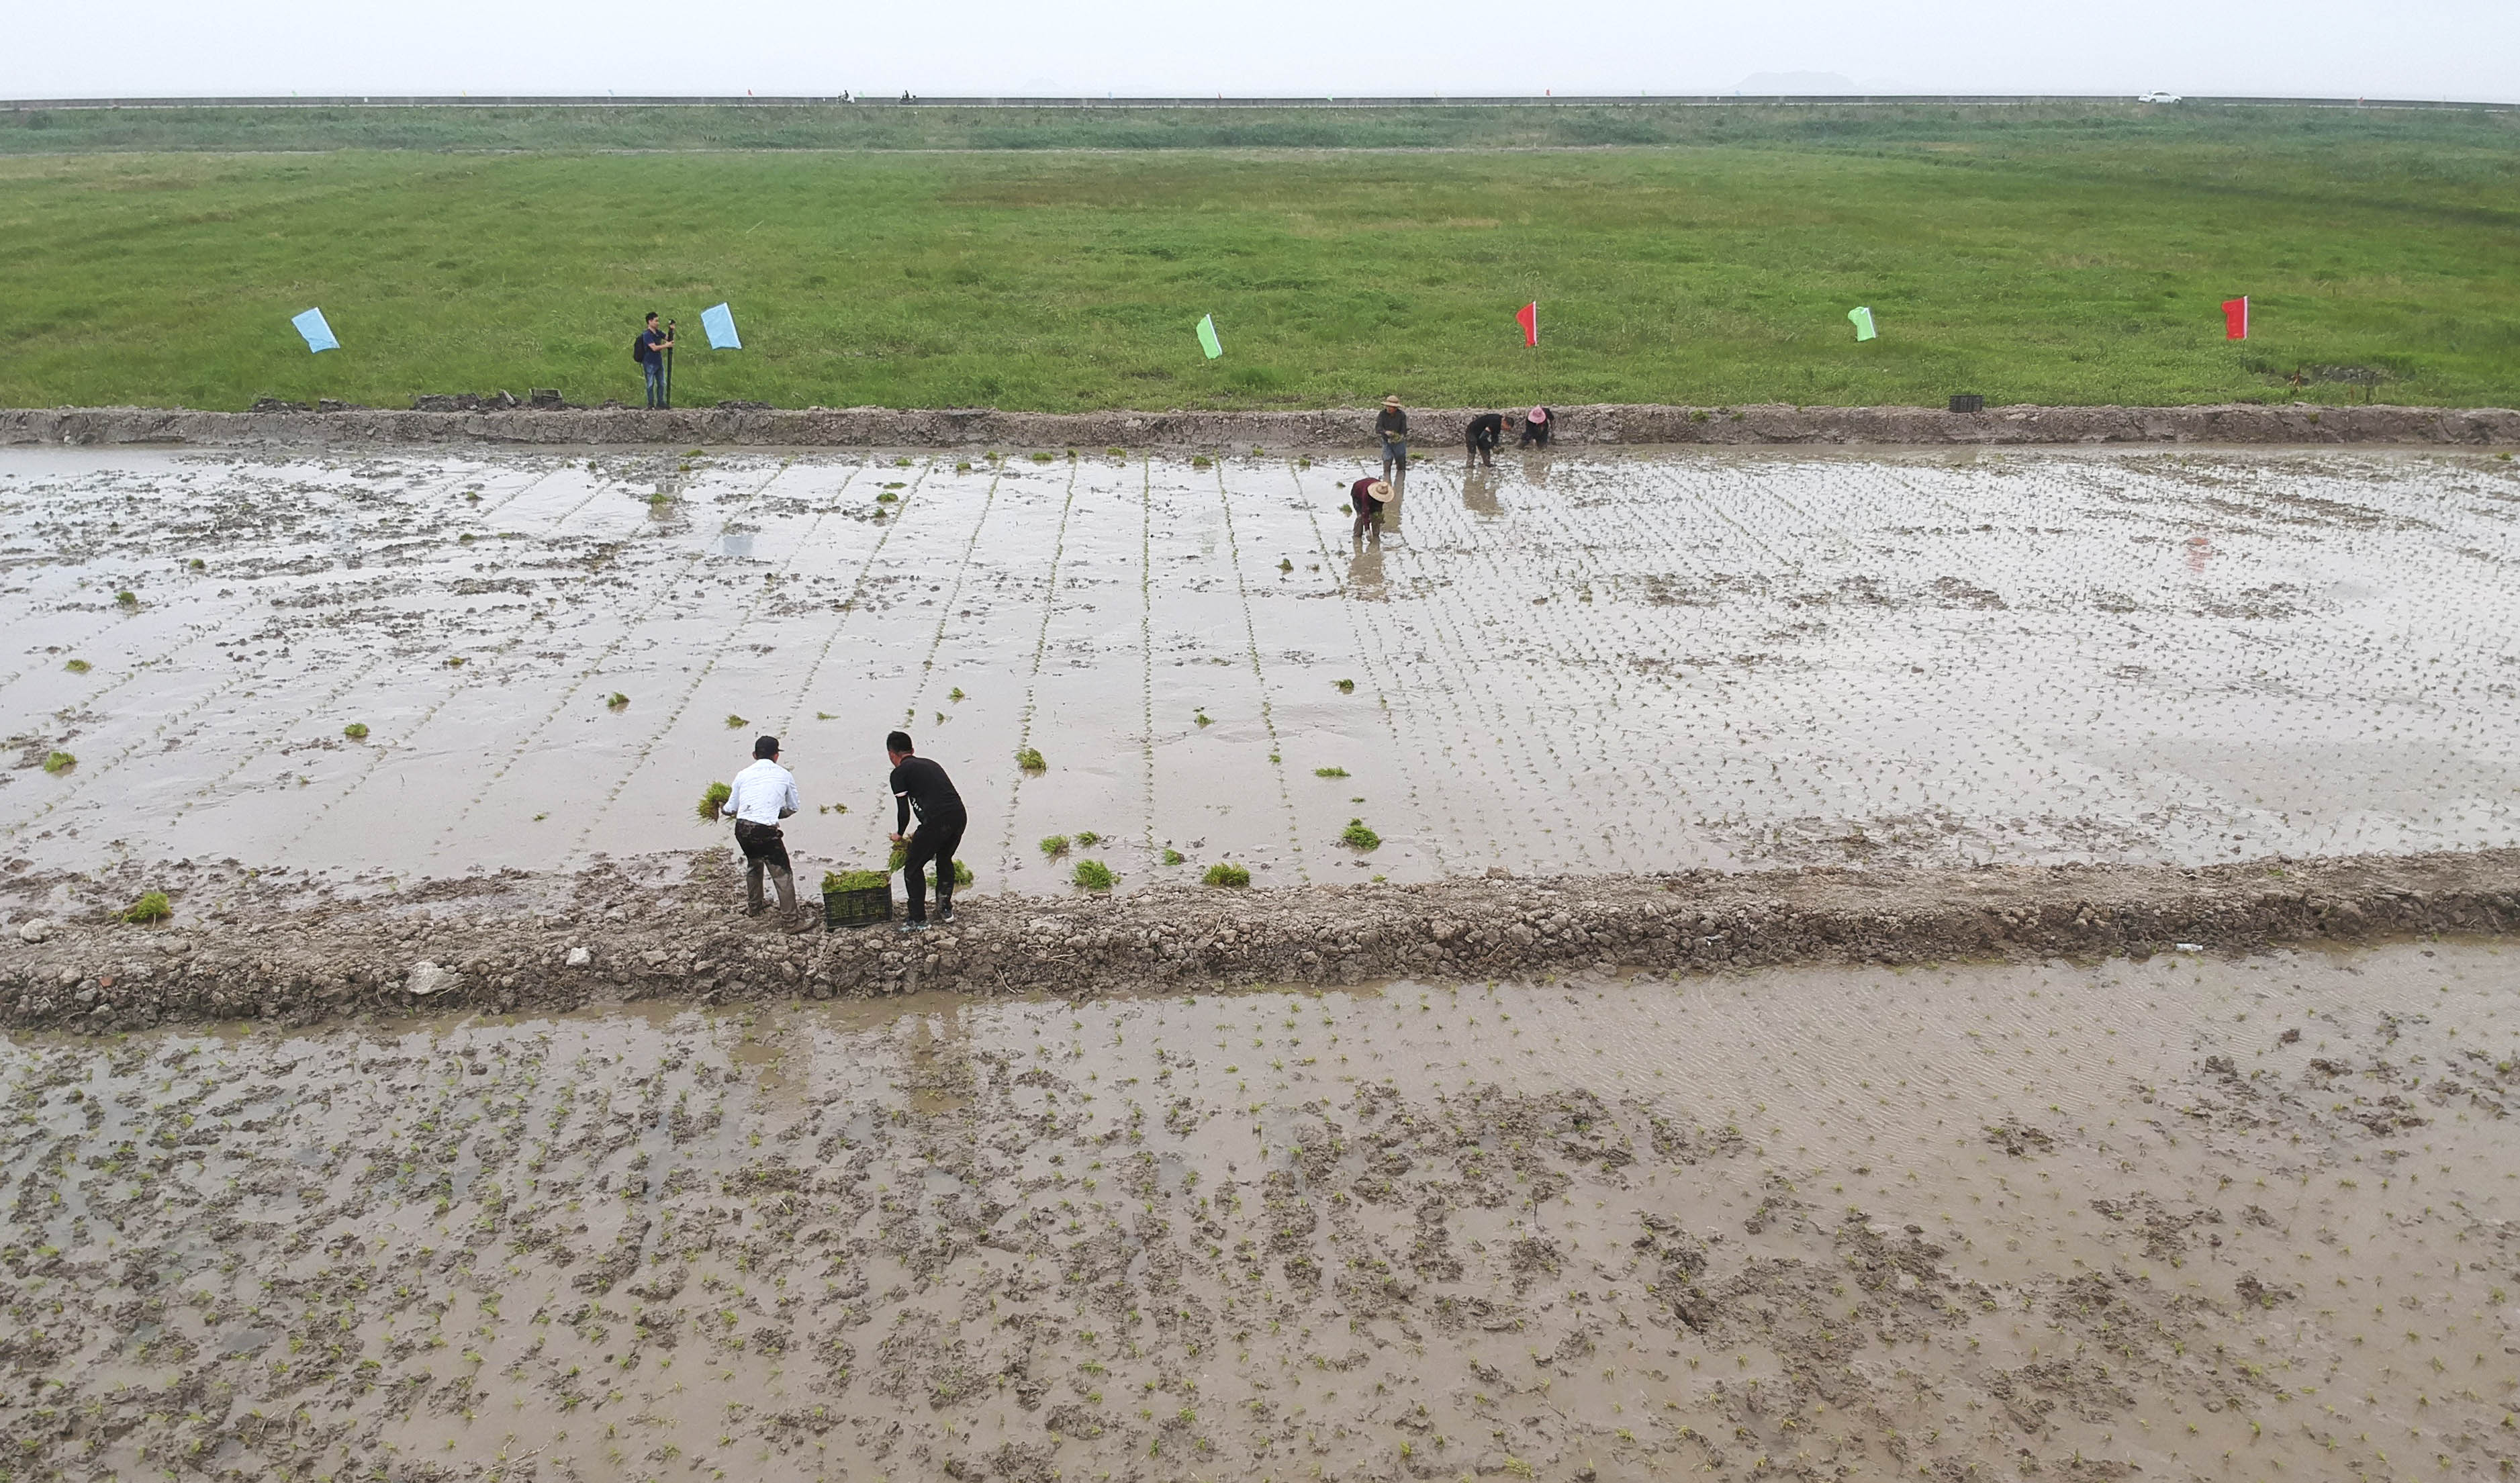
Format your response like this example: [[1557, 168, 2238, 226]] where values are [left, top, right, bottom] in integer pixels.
[[631, 332, 648, 363]]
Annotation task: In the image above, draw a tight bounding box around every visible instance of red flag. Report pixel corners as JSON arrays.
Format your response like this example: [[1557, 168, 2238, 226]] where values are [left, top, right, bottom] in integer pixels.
[[2223, 296, 2248, 340], [1515, 301, 1538, 348]]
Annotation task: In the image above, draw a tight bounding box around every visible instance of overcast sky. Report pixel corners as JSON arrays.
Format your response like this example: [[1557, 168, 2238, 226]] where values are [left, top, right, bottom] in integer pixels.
[[10, 0, 2517, 105]]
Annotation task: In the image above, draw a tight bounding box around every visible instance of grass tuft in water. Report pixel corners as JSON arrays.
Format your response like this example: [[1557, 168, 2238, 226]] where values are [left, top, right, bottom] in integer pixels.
[[1162, 848, 1186, 865], [1203, 862, 1252, 888], [1075, 830, 1103, 847], [1039, 834, 1071, 857], [42, 751, 75, 775], [725, 714, 749, 729], [1314, 766, 1349, 777], [115, 589, 138, 608], [1340, 818, 1382, 851], [342, 722, 370, 740], [121, 890, 173, 924], [608, 693, 631, 710], [1334, 679, 1356, 693], [1073, 858, 1116, 891], [62, 659, 90, 674], [1017, 746, 1046, 772], [697, 781, 732, 820]]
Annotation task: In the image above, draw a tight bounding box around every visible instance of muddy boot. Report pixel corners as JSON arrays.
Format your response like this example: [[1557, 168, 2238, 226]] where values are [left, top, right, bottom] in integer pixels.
[[745, 857, 768, 916]]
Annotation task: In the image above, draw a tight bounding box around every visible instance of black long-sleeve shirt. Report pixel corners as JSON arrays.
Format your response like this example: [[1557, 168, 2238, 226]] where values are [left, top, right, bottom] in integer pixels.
[[1375, 408, 1408, 439], [890, 755, 966, 833]]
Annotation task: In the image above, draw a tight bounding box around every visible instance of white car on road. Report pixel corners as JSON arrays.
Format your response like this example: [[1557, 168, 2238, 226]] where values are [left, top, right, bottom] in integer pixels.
[[2137, 91, 2183, 103]]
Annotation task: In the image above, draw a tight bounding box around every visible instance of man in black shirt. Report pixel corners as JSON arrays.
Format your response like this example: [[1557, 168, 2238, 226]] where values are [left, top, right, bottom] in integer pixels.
[[1374, 395, 1409, 483], [1464, 412, 1503, 466], [886, 730, 968, 929]]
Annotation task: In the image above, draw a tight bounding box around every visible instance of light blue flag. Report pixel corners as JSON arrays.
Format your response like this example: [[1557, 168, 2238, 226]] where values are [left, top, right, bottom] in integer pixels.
[[1197, 314, 1222, 360], [291, 307, 338, 354], [1848, 305, 1878, 342], [700, 303, 742, 350]]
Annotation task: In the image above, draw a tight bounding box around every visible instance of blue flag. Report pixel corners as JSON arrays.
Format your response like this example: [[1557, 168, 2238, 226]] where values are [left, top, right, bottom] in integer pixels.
[[291, 308, 338, 354], [700, 303, 742, 350]]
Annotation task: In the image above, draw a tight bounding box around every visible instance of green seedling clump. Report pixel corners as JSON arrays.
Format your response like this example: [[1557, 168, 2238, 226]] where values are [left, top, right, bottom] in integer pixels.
[[1334, 678, 1356, 693], [608, 693, 631, 710], [1074, 830, 1103, 847], [1016, 746, 1046, 772], [188, 558, 205, 570], [342, 722, 370, 740], [697, 781, 732, 820], [934, 859, 976, 888], [63, 659, 91, 674], [1106, 446, 1127, 456], [115, 589, 138, 607], [1191, 455, 1213, 469], [122, 890, 173, 924], [42, 751, 75, 775], [1194, 710, 1213, 727], [1340, 818, 1382, 851], [1314, 766, 1349, 777], [948, 687, 966, 701], [1073, 858, 1116, 891], [823, 869, 890, 894], [1030, 451, 1055, 463], [1039, 834, 1072, 857], [725, 713, 749, 729], [1162, 848, 1186, 865], [1203, 862, 1252, 888]]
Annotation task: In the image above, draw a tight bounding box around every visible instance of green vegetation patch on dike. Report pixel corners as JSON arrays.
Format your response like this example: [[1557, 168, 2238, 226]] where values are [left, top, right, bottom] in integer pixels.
[[1, 103, 2515, 411]]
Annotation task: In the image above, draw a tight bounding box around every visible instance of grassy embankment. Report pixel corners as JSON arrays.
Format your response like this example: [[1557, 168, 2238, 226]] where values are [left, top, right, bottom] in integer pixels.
[[0, 103, 2514, 410]]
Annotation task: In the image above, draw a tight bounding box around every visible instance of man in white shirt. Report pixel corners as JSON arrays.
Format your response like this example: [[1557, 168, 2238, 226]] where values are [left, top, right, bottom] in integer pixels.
[[720, 735, 810, 929]]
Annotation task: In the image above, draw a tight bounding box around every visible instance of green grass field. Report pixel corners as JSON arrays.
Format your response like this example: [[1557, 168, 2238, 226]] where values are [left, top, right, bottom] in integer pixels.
[[2, 103, 2515, 411]]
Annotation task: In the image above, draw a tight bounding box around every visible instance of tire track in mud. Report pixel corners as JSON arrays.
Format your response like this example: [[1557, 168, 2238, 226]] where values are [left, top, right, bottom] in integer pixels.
[[893, 466, 1009, 727], [1211, 463, 1309, 883], [423, 465, 859, 866], [558, 461, 833, 859], [992, 464, 1082, 868], [1284, 461, 1462, 873], [772, 462, 932, 738]]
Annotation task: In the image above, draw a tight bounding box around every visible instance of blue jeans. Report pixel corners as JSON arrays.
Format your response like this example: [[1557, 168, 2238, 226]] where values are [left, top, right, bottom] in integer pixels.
[[1381, 439, 1407, 477], [643, 360, 666, 408]]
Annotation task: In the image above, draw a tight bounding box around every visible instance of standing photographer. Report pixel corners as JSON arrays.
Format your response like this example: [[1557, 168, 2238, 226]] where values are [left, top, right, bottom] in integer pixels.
[[637, 312, 674, 410]]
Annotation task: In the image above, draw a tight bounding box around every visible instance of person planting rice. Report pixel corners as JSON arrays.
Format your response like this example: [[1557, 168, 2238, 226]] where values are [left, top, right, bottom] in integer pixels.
[[1349, 476, 1392, 540], [1518, 405, 1553, 447], [720, 735, 813, 930], [1465, 412, 1504, 466], [886, 730, 967, 931], [1375, 395, 1409, 482]]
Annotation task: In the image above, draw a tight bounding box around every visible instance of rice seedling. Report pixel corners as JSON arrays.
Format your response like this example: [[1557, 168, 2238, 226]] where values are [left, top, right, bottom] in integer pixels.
[[1334, 679, 1356, 693], [821, 869, 889, 892], [725, 714, 749, 729], [1278, 558, 1293, 572], [697, 781, 732, 820], [1162, 849, 1186, 865], [1107, 446, 1127, 456], [894, 457, 913, 467], [188, 557, 205, 569], [60, 657, 92, 675], [1195, 710, 1213, 727], [1017, 747, 1046, 772], [122, 890, 173, 924], [1076, 830, 1103, 847], [1314, 767, 1348, 778], [949, 687, 966, 701], [1340, 818, 1381, 851], [115, 589, 138, 607], [1031, 452, 1056, 463], [1074, 859, 1116, 891], [876, 491, 898, 503], [42, 750, 75, 774], [342, 722, 370, 740], [955, 460, 972, 471], [608, 693, 631, 709], [1191, 455, 1213, 469], [1041, 835, 1072, 857]]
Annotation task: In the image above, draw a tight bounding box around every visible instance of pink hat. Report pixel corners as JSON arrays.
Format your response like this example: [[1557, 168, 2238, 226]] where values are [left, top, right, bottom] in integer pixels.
[[1528, 406, 1548, 422]]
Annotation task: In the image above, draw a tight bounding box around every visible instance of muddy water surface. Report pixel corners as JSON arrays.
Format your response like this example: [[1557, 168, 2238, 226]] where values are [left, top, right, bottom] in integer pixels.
[[7, 942, 2517, 1481], [5, 446, 2519, 908]]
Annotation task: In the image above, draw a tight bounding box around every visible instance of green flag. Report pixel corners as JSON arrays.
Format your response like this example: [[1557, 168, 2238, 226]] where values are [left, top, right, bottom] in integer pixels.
[[1197, 314, 1223, 360], [1848, 305, 1877, 342]]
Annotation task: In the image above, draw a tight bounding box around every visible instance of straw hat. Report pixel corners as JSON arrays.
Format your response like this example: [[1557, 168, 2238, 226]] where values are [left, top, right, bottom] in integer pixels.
[[1381, 395, 1402, 409], [1367, 480, 1393, 501]]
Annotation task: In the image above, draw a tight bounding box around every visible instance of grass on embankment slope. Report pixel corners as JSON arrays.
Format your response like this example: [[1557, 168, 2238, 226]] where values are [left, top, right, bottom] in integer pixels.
[[1, 107, 2515, 412]]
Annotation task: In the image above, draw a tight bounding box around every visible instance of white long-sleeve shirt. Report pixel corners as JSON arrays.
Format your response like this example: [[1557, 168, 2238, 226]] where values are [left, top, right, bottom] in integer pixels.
[[721, 758, 800, 826]]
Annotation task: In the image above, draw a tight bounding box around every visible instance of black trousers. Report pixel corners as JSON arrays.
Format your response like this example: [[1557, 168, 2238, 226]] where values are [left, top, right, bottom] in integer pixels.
[[733, 820, 791, 871], [902, 815, 966, 922]]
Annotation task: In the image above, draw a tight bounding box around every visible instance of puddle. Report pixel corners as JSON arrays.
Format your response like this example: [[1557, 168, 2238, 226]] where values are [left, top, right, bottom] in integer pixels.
[[3, 446, 2519, 910], [5, 941, 2517, 1479]]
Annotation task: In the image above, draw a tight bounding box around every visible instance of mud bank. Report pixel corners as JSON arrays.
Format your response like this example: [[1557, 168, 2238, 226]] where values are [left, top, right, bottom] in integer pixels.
[[7, 848, 2519, 1034], [5, 399, 2516, 451]]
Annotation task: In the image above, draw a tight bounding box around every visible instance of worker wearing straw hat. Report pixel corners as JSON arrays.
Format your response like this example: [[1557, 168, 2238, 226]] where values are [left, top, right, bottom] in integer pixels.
[[1374, 395, 1409, 483], [1348, 475, 1393, 541]]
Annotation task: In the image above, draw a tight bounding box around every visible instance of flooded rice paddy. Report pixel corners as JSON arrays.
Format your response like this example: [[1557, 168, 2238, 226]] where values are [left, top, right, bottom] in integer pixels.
[[7, 941, 2519, 1482], [4, 444, 2520, 902]]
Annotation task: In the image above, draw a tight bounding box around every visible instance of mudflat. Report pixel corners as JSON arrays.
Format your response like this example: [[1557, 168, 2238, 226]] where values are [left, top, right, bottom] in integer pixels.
[[7, 941, 2516, 1482]]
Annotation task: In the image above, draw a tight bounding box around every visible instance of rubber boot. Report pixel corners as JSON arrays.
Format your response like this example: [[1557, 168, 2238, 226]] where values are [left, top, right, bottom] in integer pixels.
[[746, 857, 768, 915], [769, 865, 814, 931]]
